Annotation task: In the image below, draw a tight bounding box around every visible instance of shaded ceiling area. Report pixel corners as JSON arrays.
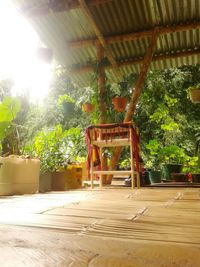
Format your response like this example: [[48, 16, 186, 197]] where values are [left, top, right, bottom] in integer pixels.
[[12, 0, 200, 85]]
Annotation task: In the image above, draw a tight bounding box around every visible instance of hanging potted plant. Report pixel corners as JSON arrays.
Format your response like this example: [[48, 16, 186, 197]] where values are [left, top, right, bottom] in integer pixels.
[[82, 102, 94, 113], [187, 84, 200, 103], [111, 74, 135, 112], [111, 81, 128, 112], [78, 87, 95, 113], [112, 96, 127, 112], [57, 94, 75, 116]]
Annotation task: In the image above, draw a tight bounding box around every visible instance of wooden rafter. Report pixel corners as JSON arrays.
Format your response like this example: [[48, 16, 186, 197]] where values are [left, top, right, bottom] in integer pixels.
[[69, 48, 200, 74], [68, 21, 200, 48], [78, 0, 122, 79]]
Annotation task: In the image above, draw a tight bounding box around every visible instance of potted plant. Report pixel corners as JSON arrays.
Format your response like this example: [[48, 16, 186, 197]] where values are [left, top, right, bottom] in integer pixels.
[[160, 145, 188, 180], [78, 87, 95, 113], [0, 97, 40, 195], [192, 171, 200, 183], [33, 125, 67, 192], [183, 156, 200, 183], [146, 139, 162, 184], [111, 81, 129, 112], [32, 126, 86, 192], [187, 83, 200, 103], [57, 94, 75, 116]]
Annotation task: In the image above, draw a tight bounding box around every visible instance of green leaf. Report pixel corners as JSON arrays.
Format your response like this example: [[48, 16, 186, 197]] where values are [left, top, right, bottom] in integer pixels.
[[0, 97, 21, 122]]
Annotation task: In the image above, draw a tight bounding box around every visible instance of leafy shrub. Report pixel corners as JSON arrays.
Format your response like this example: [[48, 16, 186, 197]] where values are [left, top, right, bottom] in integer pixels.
[[29, 125, 86, 173], [0, 97, 21, 154]]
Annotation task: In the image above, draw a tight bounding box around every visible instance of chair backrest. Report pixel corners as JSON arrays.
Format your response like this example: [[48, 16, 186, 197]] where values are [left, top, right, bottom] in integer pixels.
[[87, 123, 134, 143]]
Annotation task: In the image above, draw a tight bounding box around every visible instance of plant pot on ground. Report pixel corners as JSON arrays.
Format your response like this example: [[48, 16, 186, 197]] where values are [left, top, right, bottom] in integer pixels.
[[149, 170, 161, 184], [171, 173, 187, 182], [192, 174, 200, 183], [39, 172, 52, 192], [162, 163, 183, 180], [52, 165, 82, 190], [32, 125, 67, 192], [146, 140, 189, 181]]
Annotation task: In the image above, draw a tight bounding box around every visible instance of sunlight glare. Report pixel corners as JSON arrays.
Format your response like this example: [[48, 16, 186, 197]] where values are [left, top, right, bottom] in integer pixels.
[[0, 1, 52, 102]]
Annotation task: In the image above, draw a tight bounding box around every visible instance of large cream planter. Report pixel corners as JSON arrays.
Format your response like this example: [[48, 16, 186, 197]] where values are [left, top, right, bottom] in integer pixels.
[[0, 157, 13, 195], [0, 156, 40, 195]]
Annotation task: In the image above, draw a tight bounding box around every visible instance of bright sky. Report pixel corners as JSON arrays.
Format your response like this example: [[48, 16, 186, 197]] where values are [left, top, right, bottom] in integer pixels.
[[0, 1, 52, 102]]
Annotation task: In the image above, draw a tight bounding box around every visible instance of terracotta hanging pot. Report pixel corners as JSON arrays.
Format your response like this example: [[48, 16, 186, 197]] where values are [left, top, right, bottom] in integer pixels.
[[82, 102, 94, 113], [112, 97, 127, 112], [189, 89, 200, 103]]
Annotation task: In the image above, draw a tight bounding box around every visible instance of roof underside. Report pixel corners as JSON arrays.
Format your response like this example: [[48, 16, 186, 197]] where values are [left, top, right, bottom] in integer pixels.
[[13, 0, 200, 85]]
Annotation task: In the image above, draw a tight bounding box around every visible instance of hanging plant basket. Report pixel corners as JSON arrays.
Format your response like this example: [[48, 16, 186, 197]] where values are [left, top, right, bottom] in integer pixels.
[[36, 47, 53, 63], [62, 102, 75, 116], [189, 89, 200, 103], [82, 103, 94, 113], [112, 97, 127, 112]]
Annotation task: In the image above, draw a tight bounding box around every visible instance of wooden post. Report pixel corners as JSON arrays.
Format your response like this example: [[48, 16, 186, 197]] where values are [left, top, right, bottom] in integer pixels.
[[109, 29, 158, 178], [99, 147, 103, 189], [96, 43, 106, 124], [96, 43, 108, 186], [130, 127, 135, 190], [90, 146, 94, 189]]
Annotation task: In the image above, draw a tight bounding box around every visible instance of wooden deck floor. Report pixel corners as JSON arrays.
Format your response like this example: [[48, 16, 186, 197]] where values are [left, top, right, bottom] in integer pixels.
[[0, 187, 200, 266]]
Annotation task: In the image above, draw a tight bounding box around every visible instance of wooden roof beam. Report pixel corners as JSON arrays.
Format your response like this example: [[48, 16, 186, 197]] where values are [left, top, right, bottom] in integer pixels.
[[78, 0, 122, 79], [70, 48, 200, 74], [68, 21, 200, 48]]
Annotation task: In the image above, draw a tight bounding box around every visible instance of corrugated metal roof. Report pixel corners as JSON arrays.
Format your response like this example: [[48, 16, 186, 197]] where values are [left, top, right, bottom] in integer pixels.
[[12, 0, 200, 85]]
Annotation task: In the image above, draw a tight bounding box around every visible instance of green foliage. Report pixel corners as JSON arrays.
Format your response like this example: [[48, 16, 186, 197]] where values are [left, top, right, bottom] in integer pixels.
[[57, 94, 75, 105], [0, 97, 21, 154], [28, 125, 86, 173], [0, 97, 20, 123], [57, 94, 75, 117], [183, 156, 200, 173], [146, 139, 161, 169], [77, 86, 94, 105], [160, 145, 187, 164], [110, 73, 136, 98], [118, 159, 131, 170], [146, 137, 200, 174], [32, 125, 67, 173], [135, 66, 200, 168], [63, 127, 86, 162]]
